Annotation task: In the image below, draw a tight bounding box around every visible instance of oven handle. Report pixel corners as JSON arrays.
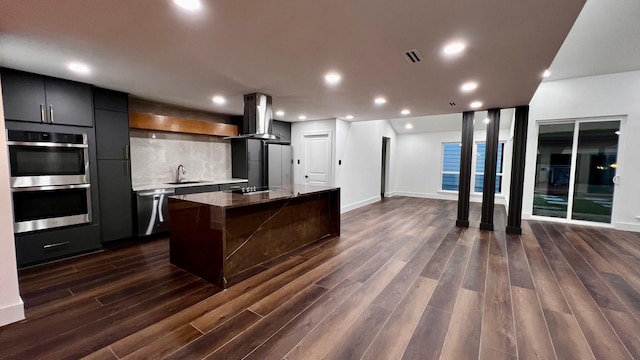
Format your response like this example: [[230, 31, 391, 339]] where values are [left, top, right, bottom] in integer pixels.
[[7, 141, 88, 148], [11, 184, 91, 192]]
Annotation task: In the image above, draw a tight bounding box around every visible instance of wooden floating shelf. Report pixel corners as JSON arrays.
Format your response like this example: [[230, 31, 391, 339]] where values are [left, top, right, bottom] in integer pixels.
[[129, 112, 238, 137]]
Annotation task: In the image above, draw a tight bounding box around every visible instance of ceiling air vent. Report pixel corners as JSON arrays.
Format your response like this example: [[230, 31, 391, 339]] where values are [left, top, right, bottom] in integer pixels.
[[403, 49, 422, 64], [449, 102, 456, 106]]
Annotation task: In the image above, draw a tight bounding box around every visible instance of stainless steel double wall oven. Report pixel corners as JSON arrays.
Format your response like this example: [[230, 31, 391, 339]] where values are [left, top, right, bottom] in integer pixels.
[[7, 129, 92, 233]]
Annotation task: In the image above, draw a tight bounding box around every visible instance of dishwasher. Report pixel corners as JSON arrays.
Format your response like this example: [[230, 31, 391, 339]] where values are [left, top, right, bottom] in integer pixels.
[[136, 188, 175, 236]]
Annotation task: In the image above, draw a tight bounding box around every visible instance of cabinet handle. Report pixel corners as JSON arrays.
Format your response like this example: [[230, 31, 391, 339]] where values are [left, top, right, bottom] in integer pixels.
[[40, 104, 45, 123], [124, 145, 129, 160], [124, 162, 129, 176], [43, 241, 70, 250], [49, 105, 55, 124]]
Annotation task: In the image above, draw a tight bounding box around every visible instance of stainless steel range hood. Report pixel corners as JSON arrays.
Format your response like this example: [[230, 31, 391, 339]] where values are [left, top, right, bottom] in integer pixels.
[[227, 93, 276, 140]]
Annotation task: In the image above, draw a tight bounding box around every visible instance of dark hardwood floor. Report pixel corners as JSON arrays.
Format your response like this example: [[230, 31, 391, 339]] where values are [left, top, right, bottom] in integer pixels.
[[2, 197, 640, 359]]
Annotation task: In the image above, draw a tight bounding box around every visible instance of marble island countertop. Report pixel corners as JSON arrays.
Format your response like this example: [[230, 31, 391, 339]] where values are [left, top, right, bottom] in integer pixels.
[[170, 184, 339, 209], [132, 178, 248, 192]]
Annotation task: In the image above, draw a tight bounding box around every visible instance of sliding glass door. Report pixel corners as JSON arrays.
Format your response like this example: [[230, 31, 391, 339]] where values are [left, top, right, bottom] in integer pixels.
[[533, 119, 620, 224]]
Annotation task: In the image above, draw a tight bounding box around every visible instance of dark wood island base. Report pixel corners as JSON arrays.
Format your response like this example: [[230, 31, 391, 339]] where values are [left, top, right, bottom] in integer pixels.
[[168, 185, 340, 288]]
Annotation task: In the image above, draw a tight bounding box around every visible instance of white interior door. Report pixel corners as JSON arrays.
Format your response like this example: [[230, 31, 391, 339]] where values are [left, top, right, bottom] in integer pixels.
[[303, 133, 332, 185]]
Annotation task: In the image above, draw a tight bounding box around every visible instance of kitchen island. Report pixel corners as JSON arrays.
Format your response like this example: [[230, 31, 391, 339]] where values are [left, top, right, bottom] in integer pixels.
[[168, 184, 340, 288]]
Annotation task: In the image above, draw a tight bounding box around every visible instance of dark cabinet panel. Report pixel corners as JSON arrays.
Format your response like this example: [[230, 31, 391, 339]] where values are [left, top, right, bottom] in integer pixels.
[[0, 68, 47, 123], [174, 184, 220, 195], [231, 139, 248, 179], [247, 139, 262, 161], [44, 77, 94, 127], [248, 160, 263, 186], [93, 88, 128, 113], [231, 138, 264, 187], [98, 160, 133, 242], [93, 88, 132, 242], [219, 183, 243, 191], [0, 68, 94, 127], [15, 224, 101, 267], [95, 109, 130, 160]]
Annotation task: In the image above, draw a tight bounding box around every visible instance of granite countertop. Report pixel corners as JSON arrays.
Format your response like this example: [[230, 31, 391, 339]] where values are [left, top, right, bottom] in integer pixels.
[[132, 178, 248, 192], [169, 184, 339, 209]]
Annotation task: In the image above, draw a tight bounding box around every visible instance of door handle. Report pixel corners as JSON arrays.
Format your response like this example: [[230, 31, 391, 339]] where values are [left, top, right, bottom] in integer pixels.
[[613, 175, 620, 185], [49, 105, 55, 124], [305, 175, 309, 179]]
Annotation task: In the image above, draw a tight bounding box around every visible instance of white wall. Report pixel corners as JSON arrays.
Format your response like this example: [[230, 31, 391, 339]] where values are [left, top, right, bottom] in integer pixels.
[[291, 118, 398, 213], [335, 119, 351, 188], [395, 128, 512, 206], [0, 82, 25, 327], [525, 71, 640, 231], [338, 120, 397, 212]]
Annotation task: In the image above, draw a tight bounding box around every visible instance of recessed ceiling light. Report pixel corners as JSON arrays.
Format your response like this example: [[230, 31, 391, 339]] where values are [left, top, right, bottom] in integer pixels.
[[174, 0, 201, 10], [374, 97, 387, 105], [324, 72, 342, 86], [67, 62, 91, 75], [275, 110, 285, 117], [405, 123, 413, 129], [470, 101, 483, 109], [461, 81, 478, 92], [543, 69, 551, 78], [298, 115, 307, 120], [401, 109, 411, 115], [345, 115, 354, 120], [484, 118, 491, 124], [212, 95, 226, 105], [443, 41, 466, 56]]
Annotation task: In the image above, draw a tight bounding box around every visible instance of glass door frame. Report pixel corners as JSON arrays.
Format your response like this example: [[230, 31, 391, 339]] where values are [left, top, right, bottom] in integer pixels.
[[532, 115, 625, 227]]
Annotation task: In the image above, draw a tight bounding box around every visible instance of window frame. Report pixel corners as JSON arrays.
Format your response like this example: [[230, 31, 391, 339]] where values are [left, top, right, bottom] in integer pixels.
[[473, 141, 505, 194], [439, 140, 506, 194], [440, 142, 462, 192]]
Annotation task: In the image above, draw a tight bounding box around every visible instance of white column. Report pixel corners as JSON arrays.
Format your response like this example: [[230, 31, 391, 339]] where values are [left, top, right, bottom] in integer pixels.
[[0, 78, 24, 327]]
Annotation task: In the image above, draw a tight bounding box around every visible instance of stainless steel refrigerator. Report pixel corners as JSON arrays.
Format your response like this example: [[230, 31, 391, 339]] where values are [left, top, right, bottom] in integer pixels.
[[267, 143, 293, 188]]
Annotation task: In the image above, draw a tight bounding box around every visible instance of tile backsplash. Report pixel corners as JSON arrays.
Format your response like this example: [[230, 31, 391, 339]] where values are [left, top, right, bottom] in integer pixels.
[[130, 129, 231, 186]]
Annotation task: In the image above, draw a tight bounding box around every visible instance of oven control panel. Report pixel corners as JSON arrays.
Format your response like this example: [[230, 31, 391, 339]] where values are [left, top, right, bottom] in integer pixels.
[[7, 130, 85, 144]]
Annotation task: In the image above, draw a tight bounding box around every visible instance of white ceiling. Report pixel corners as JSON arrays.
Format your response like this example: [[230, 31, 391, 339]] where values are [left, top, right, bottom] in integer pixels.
[[389, 0, 640, 134], [545, 0, 640, 81], [389, 109, 514, 135], [0, 0, 585, 122]]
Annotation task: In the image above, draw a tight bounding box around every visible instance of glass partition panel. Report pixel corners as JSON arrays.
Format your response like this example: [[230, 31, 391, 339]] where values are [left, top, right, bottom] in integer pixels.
[[571, 121, 619, 222], [533, 123, 574, 218]]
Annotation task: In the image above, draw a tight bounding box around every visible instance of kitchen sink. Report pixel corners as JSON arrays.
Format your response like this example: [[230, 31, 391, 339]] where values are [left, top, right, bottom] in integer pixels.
[[166, 181, 203, 185]]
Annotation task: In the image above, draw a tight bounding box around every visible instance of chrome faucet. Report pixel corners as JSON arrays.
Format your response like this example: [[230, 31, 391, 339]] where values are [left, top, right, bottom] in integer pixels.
[[177, 164, 186, 183]]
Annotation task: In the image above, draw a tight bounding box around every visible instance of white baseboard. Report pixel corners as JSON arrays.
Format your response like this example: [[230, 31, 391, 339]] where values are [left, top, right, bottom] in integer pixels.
[[394, 191, 506, 206], [0, 297, 24, 327], [394, 191, 457, 201], [522, 211, 533, 219], [383, 191, 395, 198], [341, 196, 381, 213], [614, 222, 640, 232]]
